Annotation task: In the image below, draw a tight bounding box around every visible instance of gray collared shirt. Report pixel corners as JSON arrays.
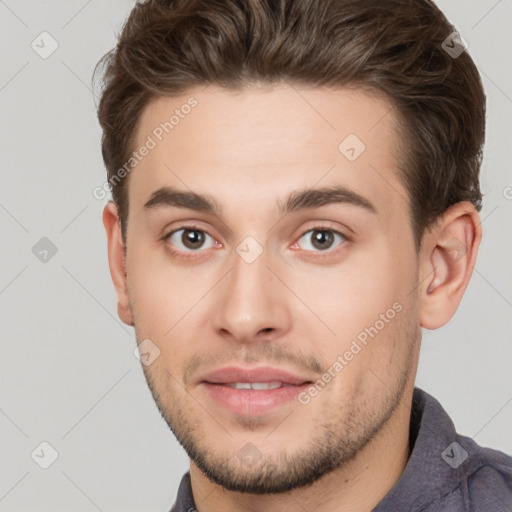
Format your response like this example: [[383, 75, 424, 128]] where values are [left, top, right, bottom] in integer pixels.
[[170, 387, 512, 511]]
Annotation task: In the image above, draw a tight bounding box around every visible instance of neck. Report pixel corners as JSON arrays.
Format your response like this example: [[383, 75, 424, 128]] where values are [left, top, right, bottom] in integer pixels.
[[189, 387, 414, 512]]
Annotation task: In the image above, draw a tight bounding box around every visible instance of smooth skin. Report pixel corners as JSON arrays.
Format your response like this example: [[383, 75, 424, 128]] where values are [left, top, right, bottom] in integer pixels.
[[103, 84, 481, 512]]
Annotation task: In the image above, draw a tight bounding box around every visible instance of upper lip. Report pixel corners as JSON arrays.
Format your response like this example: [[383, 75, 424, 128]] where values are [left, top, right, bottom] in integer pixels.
[[198, 366, 314, 386]]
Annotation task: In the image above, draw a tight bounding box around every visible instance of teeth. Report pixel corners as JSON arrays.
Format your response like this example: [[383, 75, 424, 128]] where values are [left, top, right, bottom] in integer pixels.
[[227, 382, 252, 390], [251, 381, 282, 390], [226, 381, 283, 390]]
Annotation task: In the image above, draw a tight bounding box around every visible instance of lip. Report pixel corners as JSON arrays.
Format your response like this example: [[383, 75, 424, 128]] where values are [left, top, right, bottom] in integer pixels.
[[198, 365, 313, 386], [198, 365, 315, 416]]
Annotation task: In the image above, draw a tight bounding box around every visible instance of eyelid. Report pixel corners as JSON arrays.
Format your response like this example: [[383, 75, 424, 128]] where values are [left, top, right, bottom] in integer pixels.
[[162, 222, 351, 258], [168, 228, 215, 247], [162, 220, 218, 242], [162, 224, 221, 258], [293, 219, 351, 241], [292, 224, 349, 254]]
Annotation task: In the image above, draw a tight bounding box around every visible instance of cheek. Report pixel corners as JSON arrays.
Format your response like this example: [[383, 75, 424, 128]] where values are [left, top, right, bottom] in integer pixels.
[[291, 248, 408, 340], [292, 253, 417, 391], [126, 247, 218, 337]]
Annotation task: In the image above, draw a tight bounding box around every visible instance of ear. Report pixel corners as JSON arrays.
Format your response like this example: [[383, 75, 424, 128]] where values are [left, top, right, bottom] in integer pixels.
[[418, 201, 482, 329], [102, 201, 134, 327]]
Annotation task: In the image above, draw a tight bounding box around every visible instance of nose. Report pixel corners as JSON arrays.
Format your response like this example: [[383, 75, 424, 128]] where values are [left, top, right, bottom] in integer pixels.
[[212, 243, 293, 344]]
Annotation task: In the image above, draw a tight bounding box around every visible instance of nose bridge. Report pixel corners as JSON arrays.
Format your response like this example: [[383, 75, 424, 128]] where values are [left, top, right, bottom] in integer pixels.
[[213, 240, 291, 341]]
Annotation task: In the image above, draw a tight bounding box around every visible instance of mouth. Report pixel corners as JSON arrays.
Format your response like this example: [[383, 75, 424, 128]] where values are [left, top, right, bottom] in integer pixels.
[[220, 381, 296, 390], [198, 366, 315, 416]]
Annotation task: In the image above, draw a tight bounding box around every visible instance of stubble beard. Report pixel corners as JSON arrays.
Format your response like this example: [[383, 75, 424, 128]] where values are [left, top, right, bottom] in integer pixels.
[[136, 315, 419, 495]]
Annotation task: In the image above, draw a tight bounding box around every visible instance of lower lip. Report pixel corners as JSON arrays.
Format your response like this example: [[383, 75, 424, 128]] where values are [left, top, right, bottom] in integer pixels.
[[201, 382, 310, 416]]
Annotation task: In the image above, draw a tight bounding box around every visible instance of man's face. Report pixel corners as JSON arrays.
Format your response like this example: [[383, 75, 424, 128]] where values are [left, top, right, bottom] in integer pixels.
[[122, 84, 422, 492]]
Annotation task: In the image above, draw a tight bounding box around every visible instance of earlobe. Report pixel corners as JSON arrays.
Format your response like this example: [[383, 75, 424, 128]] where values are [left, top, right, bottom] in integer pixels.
[[419, 202, 482, 330], [102, 201, 134, 327]]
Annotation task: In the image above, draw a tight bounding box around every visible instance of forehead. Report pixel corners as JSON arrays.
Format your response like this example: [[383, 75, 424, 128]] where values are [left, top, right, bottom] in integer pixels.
[[129, 84, 407, 216]]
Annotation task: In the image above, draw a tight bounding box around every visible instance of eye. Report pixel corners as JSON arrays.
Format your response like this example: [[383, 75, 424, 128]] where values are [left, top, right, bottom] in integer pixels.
[[165, 227, 216, 252], [296, 228, 347, 252]]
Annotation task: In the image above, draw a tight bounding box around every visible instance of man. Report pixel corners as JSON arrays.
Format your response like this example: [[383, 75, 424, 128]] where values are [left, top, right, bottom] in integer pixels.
[[96, 0, 511, 510]]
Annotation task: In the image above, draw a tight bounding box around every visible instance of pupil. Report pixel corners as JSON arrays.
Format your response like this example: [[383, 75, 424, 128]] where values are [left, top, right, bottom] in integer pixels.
[[312, 230, 333, 250], [183, 229, 204, 249]]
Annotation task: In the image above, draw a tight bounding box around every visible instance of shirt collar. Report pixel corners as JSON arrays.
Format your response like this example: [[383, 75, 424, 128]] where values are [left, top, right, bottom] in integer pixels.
[[373, 387, 462, 510]]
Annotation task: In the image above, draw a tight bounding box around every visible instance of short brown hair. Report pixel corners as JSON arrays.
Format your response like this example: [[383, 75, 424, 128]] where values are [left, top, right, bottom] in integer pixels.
[[95, 0, 485, 250]]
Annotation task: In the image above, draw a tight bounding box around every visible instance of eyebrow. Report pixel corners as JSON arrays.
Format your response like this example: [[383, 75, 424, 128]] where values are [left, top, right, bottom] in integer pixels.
[[281, 186, 377, 215], [144, 187, 221, 213], [143, 185, 377, 215]]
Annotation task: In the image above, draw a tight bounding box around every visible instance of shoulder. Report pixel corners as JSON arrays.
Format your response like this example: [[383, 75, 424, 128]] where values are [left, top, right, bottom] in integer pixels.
[[458, 433, 512, 512], [375, 388, 512, 512], [420, 432, 512, 512]]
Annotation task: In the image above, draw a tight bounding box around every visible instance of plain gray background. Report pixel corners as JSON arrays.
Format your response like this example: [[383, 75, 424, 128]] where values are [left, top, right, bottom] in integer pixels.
[[1, 1, 511, 511]]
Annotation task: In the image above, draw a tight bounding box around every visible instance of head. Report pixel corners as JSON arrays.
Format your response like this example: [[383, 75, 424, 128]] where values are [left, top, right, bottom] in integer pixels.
[[97, 0, 485, 494]]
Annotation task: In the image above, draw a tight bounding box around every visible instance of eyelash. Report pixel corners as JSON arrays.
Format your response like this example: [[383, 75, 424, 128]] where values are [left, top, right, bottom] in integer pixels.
[[162, 224, 350, 259]]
